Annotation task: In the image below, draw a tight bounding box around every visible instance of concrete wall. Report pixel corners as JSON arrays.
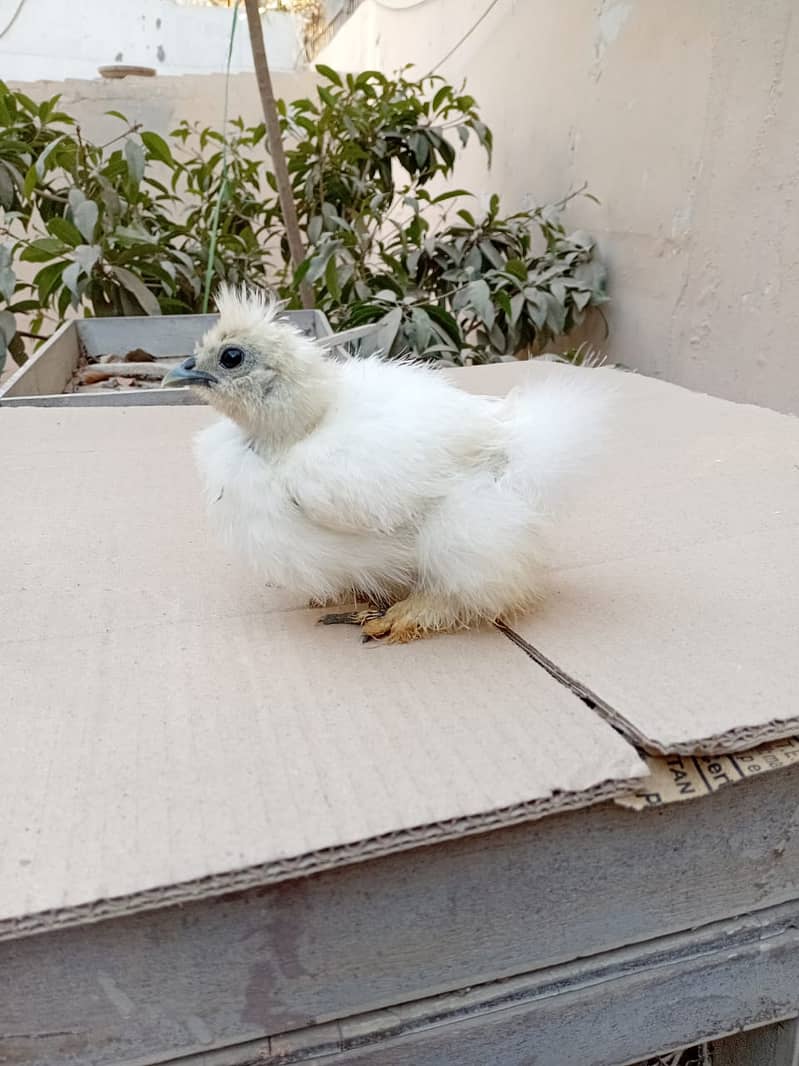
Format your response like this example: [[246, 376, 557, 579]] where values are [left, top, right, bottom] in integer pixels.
[[0, 0, 303, 81], [7, 70, 318, 143], [320, 0, 799, 414]]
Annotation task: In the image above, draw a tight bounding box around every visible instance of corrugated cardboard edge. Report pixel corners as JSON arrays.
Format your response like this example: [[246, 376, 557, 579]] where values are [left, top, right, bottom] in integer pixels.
[[616, 736, 799, 811], [0, 774, 643, 945], [497, 623, 799, 756]]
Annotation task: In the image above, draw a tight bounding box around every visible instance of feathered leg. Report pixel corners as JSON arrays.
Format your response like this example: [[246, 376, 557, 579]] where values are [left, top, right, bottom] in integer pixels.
[[317, 589, 395, 626], [361, 591, 465, 644]]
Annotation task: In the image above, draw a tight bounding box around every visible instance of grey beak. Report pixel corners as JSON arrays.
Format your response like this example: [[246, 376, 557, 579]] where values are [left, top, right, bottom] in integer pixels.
[[161, 356, 218, 389]]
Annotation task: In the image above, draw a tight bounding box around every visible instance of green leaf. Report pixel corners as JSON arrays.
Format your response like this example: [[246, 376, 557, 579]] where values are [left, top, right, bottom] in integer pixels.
[[47, 216, 83, 247], [105, 109, 129, 121], [525, 294, 547, 331], [505, 258, 528, 282], [74, 243, 101, 275], [141, 130, 175, 166], [549, 278, 567, 306], [0, 309, 15, 348], [57, 285, 71, 318], [307, 214, 323, 244], [432, 188, 471, 204], [543, 291, 566, 335], [68, 187, 86, 211], [374, 288, 398, 303], [465, 279, 494, 328], [315, 64, 342, 87], [62, 261, 83, 303], [432, 85, 451, 111], [487, 320, 505, 352], [73, 200, 99, 242], [573, 289, 592, 311], [410, 307, 433, 351], [4, 298, 37, 316], [99, 182, 122, 223], [23, 163, 38, 198], [324, 253, 341, 301], [0, 163, 14, 209], [424, 304, 462, 347], [15, 91, 38, 116], [494, 291, 512, 319], [20, 237, 67, 262], [479, 240, 504, 269], [305, 247, 334, 283], [125, 139, 146, 185], [34, 261, 65, 303], [7, 330, 26, 367], [465, 245, 482, 275], [413, 133, 429, 168], [574, 259, 607, 294], [0, 264, 15, 301], [34, 133, 68, 179], [318, 86, 337, 109], [111, 266, 161, 315]]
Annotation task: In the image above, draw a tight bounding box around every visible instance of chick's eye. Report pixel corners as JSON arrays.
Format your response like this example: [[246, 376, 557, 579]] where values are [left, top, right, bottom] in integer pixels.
[[219, 345, 244, 370]]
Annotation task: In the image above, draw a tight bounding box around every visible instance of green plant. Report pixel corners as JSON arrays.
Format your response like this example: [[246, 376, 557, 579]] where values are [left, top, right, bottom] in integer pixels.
[[275, 67, 606, 362], [0, 68, 608, 374], [0, 82, 274, 372]]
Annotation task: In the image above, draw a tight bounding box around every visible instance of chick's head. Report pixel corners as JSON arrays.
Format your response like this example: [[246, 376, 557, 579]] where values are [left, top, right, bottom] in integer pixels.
[[163, 286, 331, 437]]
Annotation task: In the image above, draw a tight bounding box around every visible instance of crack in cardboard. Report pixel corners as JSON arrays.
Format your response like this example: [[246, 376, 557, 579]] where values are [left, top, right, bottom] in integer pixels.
[[495, 621, 799, 757]]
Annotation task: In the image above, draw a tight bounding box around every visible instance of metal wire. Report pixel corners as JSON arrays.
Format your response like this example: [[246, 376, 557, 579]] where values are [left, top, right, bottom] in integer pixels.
[[0, 0, 29, 39]]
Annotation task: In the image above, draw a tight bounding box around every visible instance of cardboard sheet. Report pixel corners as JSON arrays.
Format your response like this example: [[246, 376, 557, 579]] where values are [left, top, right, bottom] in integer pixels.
[[0, 406, 645, 938], [616, 736, 799, 811], [449, 362, 799, 754]]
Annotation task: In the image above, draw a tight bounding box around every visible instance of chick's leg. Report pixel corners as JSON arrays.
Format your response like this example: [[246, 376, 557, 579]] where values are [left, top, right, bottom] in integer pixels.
[[317, 589, 394, 626], [361, 592, 457, 644], [320, 607, 385, 627]]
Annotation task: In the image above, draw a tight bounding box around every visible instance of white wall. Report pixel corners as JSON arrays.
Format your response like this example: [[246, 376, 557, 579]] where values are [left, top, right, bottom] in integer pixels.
[[320, 0, 799, 415], [7, 70, 319, 143], [0, 0, 304, 81]]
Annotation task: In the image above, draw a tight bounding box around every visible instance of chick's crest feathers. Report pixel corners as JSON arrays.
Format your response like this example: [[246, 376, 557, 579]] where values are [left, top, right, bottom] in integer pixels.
[[214, 284, 282, 332]]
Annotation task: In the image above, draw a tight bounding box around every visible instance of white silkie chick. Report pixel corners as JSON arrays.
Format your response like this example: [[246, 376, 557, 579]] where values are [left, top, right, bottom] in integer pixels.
[[163, 286, 611, 644]]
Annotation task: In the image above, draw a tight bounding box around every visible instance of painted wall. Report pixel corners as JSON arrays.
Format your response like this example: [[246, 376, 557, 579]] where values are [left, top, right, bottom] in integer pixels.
[[0, 0, 303, 81], [320, 0, 799, 414], [7, 70, 319, 143]]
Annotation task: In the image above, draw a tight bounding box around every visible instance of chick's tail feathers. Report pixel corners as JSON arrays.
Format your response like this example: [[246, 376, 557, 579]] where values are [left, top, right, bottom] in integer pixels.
[[499, 366, 617, 510]]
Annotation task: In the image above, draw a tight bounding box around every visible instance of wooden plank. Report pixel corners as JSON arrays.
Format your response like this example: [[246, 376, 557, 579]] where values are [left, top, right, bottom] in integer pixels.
[[76, 314, 218, 359], [0, 321, 77, 399], [4, 766, 799, 1066], [1, 311, 331, 405], [77, 311, 331, 360], [105, 900, 799, 1066], [0, 388, 203, 407], [713, 1019, 799, 1066]]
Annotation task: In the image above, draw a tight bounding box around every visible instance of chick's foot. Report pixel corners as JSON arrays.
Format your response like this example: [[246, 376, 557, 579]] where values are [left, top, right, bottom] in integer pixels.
[[318, 608, 385, 627], [361, 595, 449, 644]]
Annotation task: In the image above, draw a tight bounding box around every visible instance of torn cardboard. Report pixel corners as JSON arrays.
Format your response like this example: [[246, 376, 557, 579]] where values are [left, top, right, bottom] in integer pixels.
[[447, 362, 799, 756], [616, 736, 799, 811], [0, 405, 645, 940]]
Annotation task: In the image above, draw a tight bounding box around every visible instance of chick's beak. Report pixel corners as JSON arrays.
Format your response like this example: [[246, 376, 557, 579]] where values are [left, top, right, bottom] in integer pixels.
[[162, 356, 218, 389]]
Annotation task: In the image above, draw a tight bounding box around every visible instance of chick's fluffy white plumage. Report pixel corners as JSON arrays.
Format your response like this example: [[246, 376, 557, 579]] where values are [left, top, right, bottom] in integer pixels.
[[187, 287, 611, 642]]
